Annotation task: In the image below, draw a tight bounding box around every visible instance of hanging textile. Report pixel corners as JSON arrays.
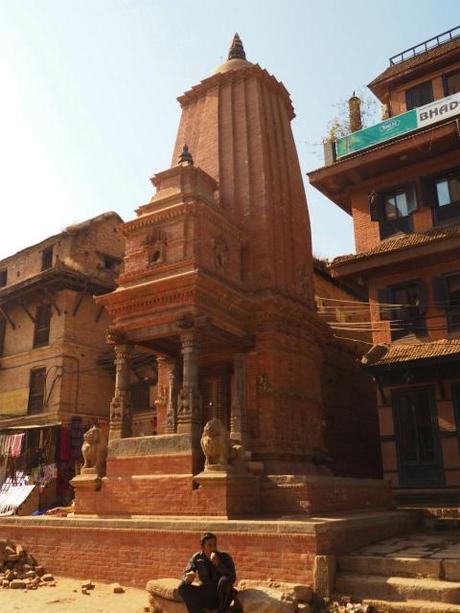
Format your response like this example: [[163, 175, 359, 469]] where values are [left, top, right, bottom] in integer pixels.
[[0, 471, 35, 515], [9, 434, 24, 458], [59, 427, 70, 461]]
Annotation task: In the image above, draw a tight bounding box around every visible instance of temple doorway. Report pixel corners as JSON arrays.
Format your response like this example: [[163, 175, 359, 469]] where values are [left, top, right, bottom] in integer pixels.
[[200, 365, 231, 430], [392, 386, 444, 488]]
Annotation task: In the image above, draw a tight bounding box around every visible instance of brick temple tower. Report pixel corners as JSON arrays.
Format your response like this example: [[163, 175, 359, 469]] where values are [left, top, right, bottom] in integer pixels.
[[98, 34, 326, 474]]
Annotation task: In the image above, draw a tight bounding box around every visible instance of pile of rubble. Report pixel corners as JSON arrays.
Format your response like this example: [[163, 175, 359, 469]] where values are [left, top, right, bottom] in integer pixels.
[[326, 598, 376, 612], [0, 538, 55, 590]]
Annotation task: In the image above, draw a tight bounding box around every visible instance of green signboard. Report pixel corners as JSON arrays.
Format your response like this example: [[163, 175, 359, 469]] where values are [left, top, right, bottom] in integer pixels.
[[335, 110, 417, 158], [334, 92, 460, 159]]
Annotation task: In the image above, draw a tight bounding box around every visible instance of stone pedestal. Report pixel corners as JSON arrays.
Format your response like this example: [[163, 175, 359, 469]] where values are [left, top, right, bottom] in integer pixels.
[[193, 469, 260, 517], [70, 468, 101, 492]]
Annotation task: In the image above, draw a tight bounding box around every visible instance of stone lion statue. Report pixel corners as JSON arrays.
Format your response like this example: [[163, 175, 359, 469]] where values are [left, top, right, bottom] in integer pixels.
[[200, 418, 229, 468], [81, 424, 108, 477]]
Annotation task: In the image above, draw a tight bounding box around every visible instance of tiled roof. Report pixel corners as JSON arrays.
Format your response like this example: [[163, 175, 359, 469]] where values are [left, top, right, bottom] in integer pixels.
[[363, 338, 460, 367], [369, 36, 460, 87], [332, 222, 460, 267]]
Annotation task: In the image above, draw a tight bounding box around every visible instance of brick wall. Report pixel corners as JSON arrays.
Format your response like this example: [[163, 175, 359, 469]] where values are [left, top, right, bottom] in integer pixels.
[[320, 338, 382, 479], [0, 511, 419, 588]]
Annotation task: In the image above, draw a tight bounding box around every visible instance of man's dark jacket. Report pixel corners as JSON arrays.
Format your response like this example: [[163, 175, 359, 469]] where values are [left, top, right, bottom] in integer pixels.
[[182, 551, 236, 585]]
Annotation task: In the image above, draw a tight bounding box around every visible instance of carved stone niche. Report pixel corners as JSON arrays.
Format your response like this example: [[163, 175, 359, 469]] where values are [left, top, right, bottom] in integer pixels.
[[144, 229, 167, 266], [211, 236, 229, 272]]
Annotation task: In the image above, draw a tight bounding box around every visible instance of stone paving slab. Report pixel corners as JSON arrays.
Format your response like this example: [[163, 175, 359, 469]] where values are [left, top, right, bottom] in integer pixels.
[[348, 528, 460, 570]]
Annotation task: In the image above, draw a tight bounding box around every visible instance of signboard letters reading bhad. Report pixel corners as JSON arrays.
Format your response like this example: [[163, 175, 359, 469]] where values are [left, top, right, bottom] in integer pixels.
[[335, 92, 460, 159], [417, 93, 460, 127]]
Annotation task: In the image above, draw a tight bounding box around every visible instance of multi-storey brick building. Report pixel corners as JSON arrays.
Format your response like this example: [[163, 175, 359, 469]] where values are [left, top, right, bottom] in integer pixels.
[[309, 27, 460, 508], [0, 212, 124, 504]]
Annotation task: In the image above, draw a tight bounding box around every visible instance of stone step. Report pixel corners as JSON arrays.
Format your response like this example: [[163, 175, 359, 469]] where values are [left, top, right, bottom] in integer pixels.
[[338, 555, 441, 579], [336, 572, 460, 604], [362, 598, 460, 613], [395, 489, 460, 507]]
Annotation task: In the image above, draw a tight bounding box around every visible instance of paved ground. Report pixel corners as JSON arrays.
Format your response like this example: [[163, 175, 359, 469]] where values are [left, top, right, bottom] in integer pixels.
[[1, 576, 148, 612], [349, 528, 460, 560]]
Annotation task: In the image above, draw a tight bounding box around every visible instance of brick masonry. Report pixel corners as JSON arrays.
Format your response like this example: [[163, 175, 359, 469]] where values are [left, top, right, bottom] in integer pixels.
[[0, 511, 418, 588]]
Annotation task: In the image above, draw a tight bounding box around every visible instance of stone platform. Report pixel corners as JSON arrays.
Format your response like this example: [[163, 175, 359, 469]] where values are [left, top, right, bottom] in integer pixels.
[[72, 434, 394, 518], [0, 510, 419, 589], [335, 528, 460, 611]]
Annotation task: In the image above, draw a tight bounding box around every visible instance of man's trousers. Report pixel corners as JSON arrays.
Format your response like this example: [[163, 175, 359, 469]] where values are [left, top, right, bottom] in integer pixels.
[[178, 576, 233, 613]]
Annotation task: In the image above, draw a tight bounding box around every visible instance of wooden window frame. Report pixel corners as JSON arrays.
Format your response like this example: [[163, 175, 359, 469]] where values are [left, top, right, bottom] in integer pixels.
[[27, 367, 46, 414], [0, 316, 6, 357], [433, 273, 460, 332], [405, 80, 434, 111], [379, 280, 427, 340], [443, 68, 460, 97], [374, 183, 417, 239], [41, 246, 53, 271], [33, 304, 52, 348]]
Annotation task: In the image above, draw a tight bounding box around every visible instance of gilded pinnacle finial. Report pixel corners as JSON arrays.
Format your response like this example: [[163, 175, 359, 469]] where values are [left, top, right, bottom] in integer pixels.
[[178, 144, 193, 166], [228, 33, 246, 61]]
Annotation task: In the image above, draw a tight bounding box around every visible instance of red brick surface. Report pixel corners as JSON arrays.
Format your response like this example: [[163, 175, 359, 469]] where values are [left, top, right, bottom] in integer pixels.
[[0, 510, 419, 588], [260, 478, 393, 515]]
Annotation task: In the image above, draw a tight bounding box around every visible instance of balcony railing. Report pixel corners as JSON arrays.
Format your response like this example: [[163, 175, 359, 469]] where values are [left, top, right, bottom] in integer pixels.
[[389, 26, 460, 66]]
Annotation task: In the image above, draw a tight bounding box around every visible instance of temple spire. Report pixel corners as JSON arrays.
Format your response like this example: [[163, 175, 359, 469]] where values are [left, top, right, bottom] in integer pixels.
[[178, 144, 193, 166], [228, 33, 246, 61]]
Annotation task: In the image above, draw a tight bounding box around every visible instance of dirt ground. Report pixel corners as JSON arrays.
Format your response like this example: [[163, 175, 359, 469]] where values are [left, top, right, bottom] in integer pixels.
[[0, 576, 149, 613]]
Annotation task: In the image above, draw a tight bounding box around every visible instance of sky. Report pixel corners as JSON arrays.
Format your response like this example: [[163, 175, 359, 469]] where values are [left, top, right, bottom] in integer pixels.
[[0, 0, 457, 261]]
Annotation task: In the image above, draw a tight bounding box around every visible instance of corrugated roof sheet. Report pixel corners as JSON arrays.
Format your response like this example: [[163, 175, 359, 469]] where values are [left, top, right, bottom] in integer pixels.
[[363, 338, 460, 366], [333, 222, 460, 267]]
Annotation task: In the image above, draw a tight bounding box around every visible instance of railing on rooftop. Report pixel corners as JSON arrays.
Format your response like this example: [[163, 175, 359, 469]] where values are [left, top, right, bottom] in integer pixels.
[[389, 25, 460, 66]]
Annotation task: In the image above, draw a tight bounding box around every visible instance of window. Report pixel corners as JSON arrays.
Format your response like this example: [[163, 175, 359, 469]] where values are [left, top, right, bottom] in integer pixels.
[[435, 170, 460, 207], [454, 383, 460, 438], [433, 273, 460, 332], [377, 281, 427, 340], [405, 80, 433, 110], [444, 69, 460, 96], [102, 255, 121, 272], [33, 305, 52, 348], [0, 316, 5, 357], [419, 169, 460, 225], [384, 185, 417, 219], [0, 269, 7, 287], [28, 367, 46, 414], [41, 247, 53, 271], [369, 184, 417, 239]]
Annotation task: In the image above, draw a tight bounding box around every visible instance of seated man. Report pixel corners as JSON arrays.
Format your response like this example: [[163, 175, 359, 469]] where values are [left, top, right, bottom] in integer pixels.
[[178, 532, 236, 613]]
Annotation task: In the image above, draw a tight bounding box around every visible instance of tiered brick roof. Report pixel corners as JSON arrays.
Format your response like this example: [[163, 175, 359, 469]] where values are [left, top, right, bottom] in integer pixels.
[[333, 222, 460, 267], [363, 338, 460, 367]]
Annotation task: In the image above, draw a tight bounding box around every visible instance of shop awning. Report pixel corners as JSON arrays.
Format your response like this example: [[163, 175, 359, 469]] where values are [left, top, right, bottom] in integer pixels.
[[1, 422, 61, 431]]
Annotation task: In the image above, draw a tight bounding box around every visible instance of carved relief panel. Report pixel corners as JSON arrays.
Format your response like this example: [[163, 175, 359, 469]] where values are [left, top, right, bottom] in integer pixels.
[[144, 229, 168, 266]]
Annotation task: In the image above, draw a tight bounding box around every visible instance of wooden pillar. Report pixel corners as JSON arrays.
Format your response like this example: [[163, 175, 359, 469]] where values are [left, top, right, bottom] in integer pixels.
[[165, 359, 179, 434], [109, 343, 132, 441], [230, 353, 245, 444], [177, 332, 202, 440]]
